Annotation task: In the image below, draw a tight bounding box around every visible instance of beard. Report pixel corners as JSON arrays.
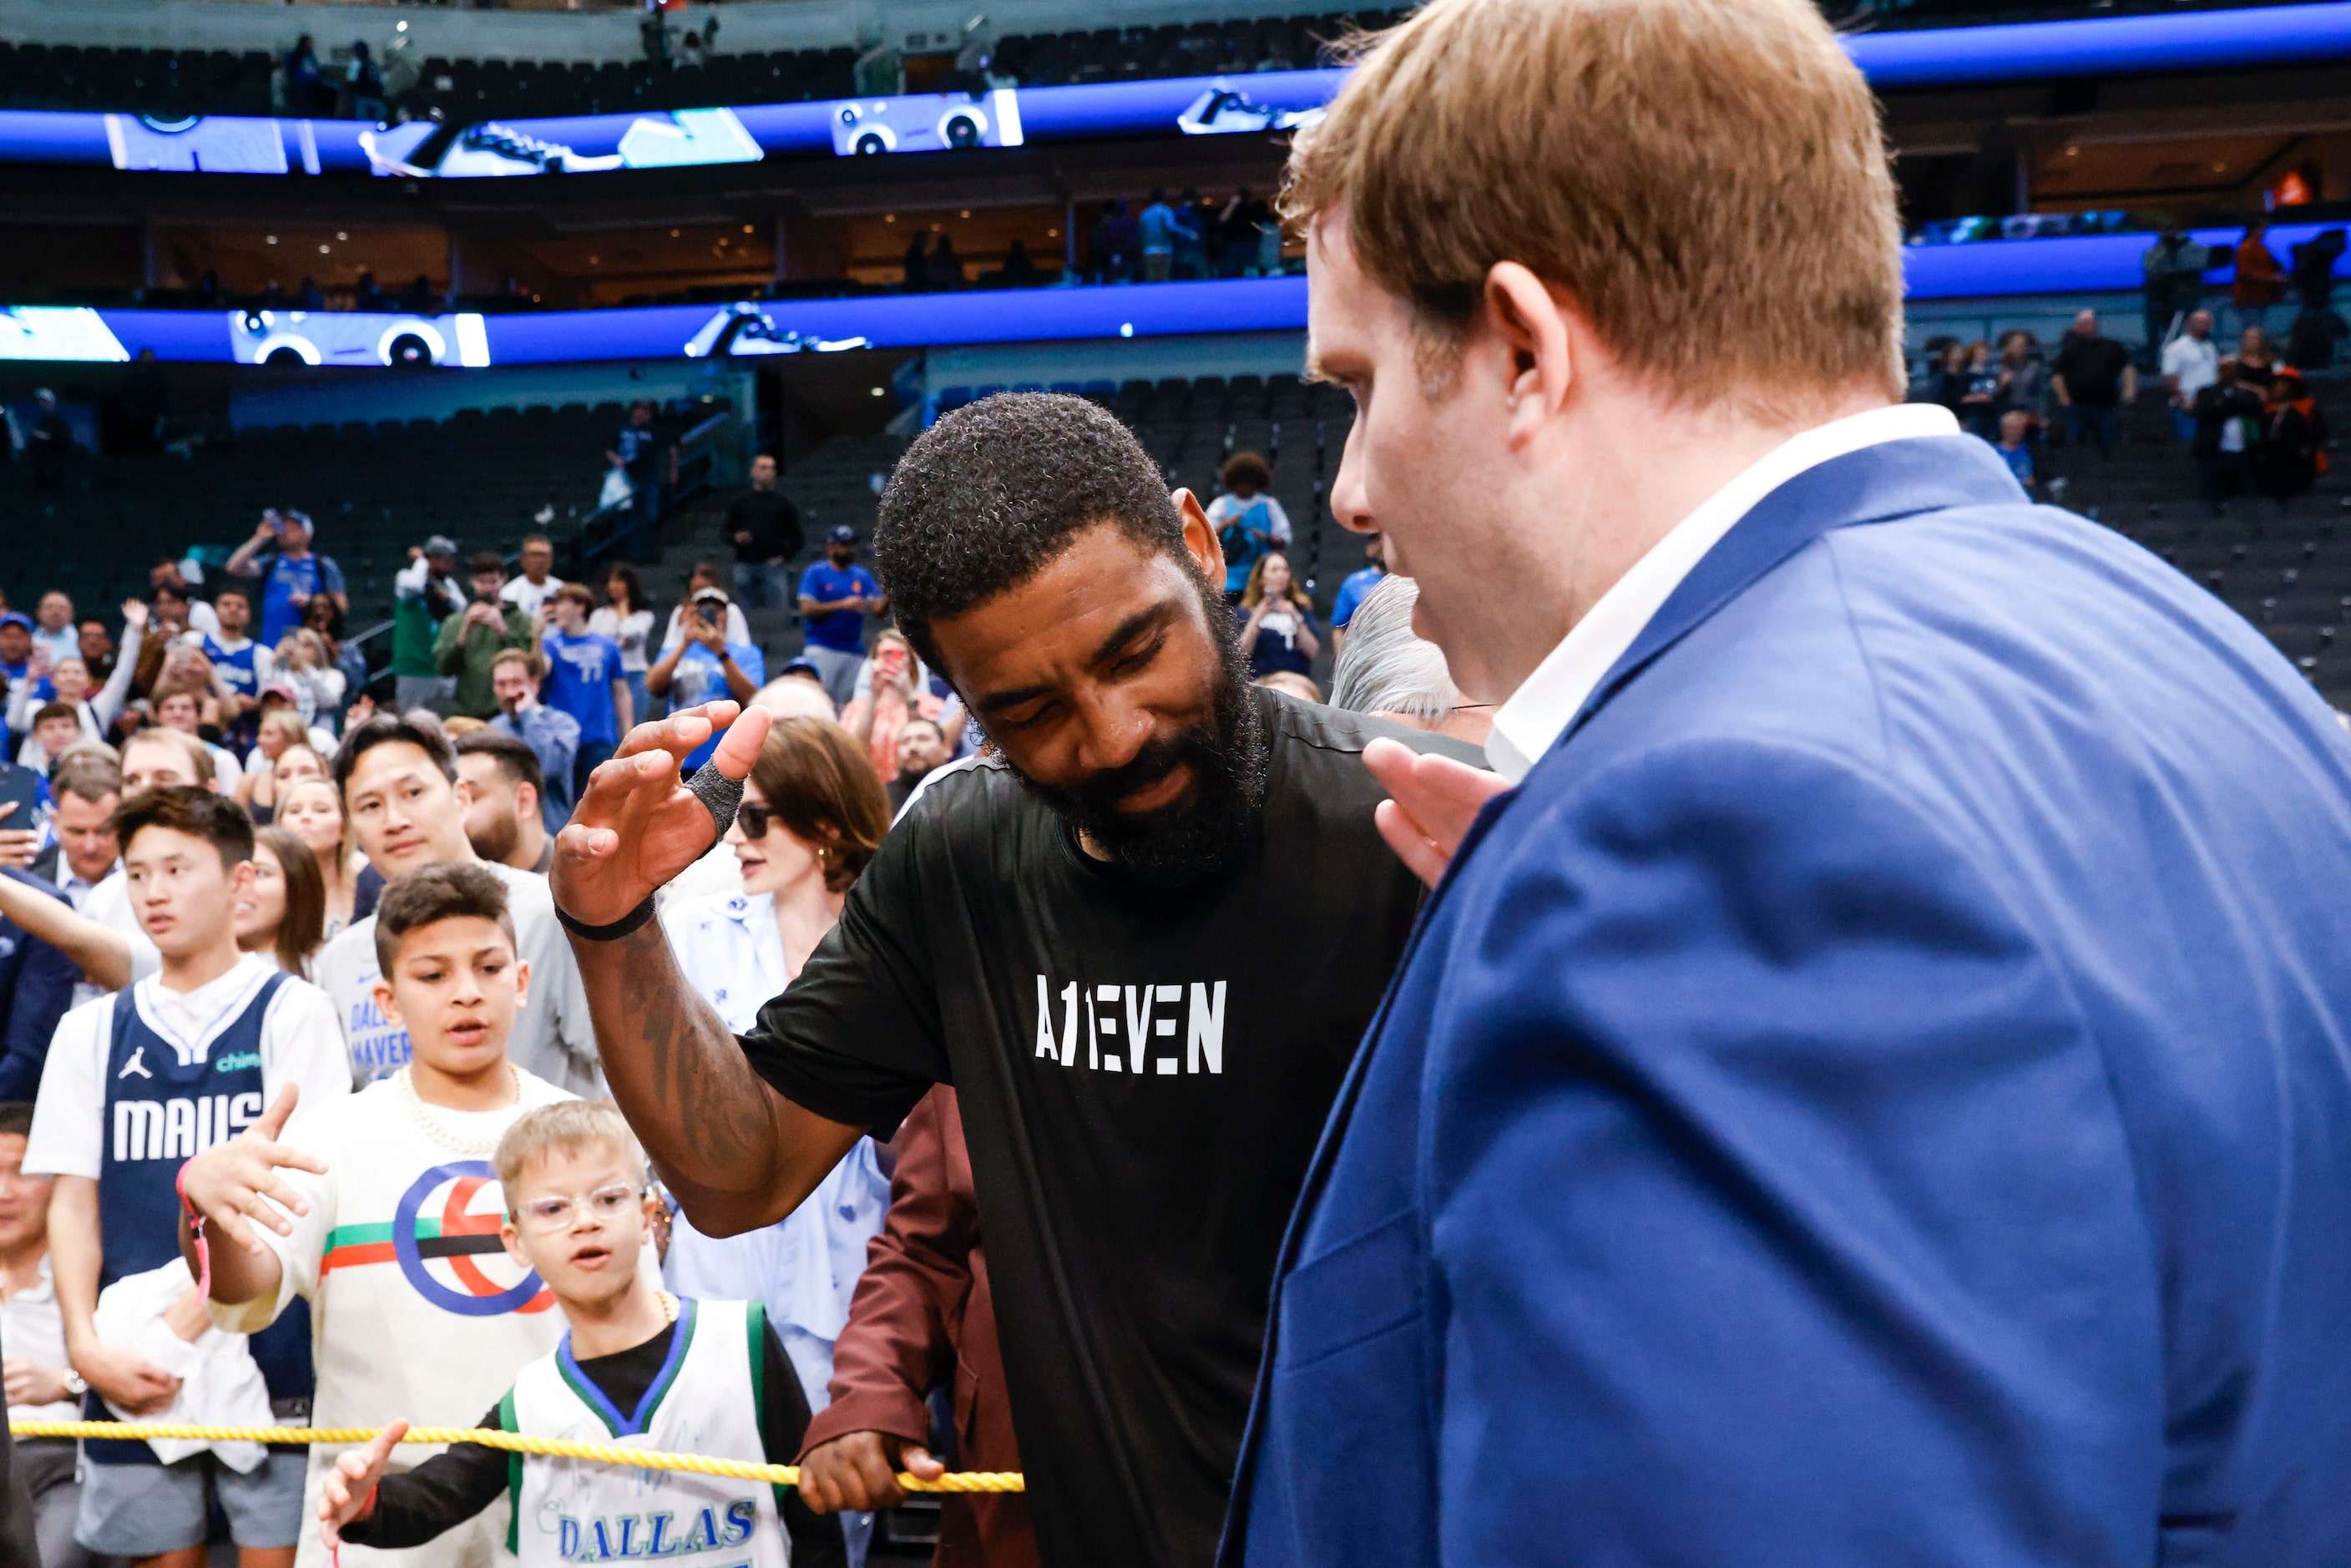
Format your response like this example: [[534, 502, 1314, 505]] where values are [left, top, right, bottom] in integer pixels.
[[467, 807, 519, 867], [998, 576, 1270, 883]]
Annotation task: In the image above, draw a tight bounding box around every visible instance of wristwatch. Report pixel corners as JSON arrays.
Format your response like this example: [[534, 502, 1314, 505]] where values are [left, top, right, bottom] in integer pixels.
[[60, 1370, 87, 1399]]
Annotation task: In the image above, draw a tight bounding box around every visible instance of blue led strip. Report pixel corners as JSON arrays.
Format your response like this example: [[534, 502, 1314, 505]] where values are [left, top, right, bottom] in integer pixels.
[[3, 3, 2349, 180], [2, 221, 2346, 367]]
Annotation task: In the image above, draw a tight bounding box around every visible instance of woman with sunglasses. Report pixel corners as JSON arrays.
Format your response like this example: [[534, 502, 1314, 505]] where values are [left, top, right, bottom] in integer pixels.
[[656, 716, 895, 1561]]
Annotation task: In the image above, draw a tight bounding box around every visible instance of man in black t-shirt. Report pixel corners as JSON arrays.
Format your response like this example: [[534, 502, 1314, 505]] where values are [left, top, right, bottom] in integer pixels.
[[553, 394, 1473, 1568], [2050, 307, 2137, 455], [726, 453, 805, 612]]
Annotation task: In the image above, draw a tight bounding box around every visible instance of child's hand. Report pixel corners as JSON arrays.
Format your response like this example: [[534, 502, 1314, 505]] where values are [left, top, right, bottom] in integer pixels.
[[319, 1421, 406, 1548], [179, 1082, 328, 1256]]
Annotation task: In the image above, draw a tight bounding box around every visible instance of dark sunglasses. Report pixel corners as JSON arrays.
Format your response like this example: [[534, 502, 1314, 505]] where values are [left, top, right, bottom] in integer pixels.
[[736, 802, 774, 839]]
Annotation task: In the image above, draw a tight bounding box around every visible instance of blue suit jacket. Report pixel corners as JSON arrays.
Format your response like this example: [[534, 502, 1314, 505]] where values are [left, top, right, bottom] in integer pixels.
[[0, 869, 79, 1104], [1223, 436, 2351, 1565]]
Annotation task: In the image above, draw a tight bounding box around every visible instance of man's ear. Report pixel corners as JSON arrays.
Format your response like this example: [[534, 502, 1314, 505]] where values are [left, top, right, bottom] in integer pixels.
[[516, 781, 538, 822], [451, 775, 476, 811], [231, 858, 257, 899], [510, 957, 531, 1013], [1481, 261, 1576, 445], [1173, 489, 1224, 583]]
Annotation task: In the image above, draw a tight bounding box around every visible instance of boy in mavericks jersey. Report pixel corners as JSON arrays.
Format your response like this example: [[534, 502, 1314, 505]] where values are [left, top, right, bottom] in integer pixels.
[[312, 716, 598, 1095], [23, 787, 351, 1568], [182, 865, 587, 1568], [312, 1104, 845, 1566], [197, 588, 274, 736]]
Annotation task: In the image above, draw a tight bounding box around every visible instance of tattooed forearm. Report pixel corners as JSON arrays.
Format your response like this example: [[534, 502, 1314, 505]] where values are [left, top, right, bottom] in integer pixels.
[[569, 920, 858, 1234]]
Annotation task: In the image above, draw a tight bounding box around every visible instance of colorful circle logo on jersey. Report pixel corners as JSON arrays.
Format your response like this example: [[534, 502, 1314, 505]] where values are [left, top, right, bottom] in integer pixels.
[[392, 1161, 554, 1318]]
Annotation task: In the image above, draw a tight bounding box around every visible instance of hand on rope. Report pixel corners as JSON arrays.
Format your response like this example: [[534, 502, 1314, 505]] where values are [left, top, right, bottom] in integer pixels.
[[8, 1419, 1024, 1495]]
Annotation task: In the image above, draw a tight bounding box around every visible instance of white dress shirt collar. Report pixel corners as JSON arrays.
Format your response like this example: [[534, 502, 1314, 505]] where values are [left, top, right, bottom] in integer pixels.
[[1484, 402, 1961, 783]]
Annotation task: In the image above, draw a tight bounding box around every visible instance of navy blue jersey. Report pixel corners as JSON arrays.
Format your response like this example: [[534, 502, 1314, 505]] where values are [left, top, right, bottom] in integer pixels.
[[87, 971, 315, 1461]]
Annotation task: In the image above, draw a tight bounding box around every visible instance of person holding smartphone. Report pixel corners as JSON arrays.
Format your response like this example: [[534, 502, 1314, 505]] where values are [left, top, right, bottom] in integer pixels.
[[645, 589, 763, 772]]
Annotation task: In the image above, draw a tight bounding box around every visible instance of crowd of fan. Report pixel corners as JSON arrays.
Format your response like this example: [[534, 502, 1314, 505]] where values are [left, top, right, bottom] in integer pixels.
[[1916, 223, 2343, 515], [0, 425, 1480, 1568]]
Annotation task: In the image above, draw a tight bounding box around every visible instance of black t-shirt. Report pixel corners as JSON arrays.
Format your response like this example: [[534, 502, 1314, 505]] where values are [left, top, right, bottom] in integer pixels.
[[726, 488, 804, 565], [2053, 334, 2132, 406], [740, 690, 1478, 1568], [344, 1312, 843, 1566]]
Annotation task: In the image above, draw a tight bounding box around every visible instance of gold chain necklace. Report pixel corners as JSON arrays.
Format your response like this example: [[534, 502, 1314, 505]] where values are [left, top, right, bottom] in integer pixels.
[[392, 1064, 523, 1155]]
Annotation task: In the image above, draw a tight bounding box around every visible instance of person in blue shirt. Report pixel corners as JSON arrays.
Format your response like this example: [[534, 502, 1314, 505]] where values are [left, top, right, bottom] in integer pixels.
[[1991, 408, 2040, 498], [1327, 535, 1386, 652], [796, 528, 884, 710], [0, 613, 33, 719], [1203, 453, 1291, 600], [225, 510, 347, 650], [488, 649, 578, 830], [649, 588, 766, 771], [1139, 188, 1193, 283], [539, 584, 633, 796]]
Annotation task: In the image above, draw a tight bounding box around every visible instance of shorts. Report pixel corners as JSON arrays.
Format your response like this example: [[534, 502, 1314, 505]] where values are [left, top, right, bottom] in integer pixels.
[[76, 1447, 307, 1555]]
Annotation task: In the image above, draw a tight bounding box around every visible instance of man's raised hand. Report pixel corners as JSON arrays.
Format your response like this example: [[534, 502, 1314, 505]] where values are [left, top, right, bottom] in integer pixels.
[[317, 1420, 407, 1549], [179, 1082, 326, 1257], [1363, 736, 1511, 890], [552, 701, 771, 926]]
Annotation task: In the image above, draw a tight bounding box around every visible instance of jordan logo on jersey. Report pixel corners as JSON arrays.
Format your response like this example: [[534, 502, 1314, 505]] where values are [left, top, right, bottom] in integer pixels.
[[118, 1047, 152, 1080], [1032, 975, 1226, 1075]]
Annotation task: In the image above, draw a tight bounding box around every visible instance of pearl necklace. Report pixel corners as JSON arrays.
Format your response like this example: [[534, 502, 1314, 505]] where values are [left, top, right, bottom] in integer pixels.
[[393, 1064, 523, 1155]]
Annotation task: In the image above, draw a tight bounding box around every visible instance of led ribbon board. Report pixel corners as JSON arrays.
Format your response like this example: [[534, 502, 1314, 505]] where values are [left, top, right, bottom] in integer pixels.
[[1, 3, 2348, 178]]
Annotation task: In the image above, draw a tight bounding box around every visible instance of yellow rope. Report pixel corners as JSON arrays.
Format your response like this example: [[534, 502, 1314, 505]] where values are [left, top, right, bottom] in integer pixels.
[[8, 1420, 1023, 1495]]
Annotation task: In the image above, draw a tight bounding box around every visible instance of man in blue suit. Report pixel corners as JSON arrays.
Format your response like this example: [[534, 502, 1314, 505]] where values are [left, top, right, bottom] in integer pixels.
[[0, 870, 79, 1103], [1223, 0, 2351, 1563]]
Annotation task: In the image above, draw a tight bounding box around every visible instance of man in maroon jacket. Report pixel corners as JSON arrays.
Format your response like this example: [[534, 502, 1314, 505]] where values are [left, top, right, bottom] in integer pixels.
[[796, 1087, 1039, 1568]]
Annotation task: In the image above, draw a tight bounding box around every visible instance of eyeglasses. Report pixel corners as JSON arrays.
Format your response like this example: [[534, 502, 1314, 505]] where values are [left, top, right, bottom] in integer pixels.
[[512, 1184, 645, 1232], [736, 802, 774, 839]]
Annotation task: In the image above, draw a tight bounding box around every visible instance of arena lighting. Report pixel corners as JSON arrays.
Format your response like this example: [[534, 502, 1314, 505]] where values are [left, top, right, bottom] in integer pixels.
[[2, 219, 2342, 368], [4, 3, 2349, 179]]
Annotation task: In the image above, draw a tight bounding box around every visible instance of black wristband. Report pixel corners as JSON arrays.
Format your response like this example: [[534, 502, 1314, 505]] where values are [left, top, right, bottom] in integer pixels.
[[553, 893, 658, 943]]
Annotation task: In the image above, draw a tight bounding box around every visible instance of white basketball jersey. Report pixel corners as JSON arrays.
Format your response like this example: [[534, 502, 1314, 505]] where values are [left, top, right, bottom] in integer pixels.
[[503, 1299, 789, 1568]]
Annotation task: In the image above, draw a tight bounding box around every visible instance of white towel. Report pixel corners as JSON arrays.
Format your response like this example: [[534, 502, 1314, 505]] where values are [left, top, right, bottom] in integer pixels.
[[91, 1262, 275, 1471]]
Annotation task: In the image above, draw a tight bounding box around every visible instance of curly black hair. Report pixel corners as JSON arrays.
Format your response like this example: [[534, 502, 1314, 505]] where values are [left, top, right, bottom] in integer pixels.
[[875, 392, 1193, 672]]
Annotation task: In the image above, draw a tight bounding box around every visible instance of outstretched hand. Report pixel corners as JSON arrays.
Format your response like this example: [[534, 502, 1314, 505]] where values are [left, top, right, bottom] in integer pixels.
[[1363, 736, 1511, 890], [317, 1420, 407, 1549], [179, 1081, 326, 1256], [553, 702, 772, 926]]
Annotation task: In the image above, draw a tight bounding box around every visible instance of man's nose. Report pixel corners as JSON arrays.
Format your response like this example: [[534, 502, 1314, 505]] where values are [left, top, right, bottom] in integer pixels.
[[1329, 420, 1374, 535], [1072, 692, 1157, 774]]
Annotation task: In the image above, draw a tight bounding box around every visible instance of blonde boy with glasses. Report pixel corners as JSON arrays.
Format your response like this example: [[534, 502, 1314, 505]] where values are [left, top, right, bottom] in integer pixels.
[[311, 1104, 844, 1567]]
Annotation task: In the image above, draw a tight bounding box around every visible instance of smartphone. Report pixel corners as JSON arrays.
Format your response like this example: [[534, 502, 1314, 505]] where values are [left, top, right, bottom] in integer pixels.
[[696, 601, 720, 626], [0, 766, 48, 835]]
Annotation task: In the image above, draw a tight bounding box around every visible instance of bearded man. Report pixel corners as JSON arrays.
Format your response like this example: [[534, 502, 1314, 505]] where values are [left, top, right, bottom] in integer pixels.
[[551, 392, 1474, 1568]]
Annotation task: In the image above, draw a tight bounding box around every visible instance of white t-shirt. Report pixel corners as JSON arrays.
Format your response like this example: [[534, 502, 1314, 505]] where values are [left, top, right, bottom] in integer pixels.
[[498, 576, 561, 620], [311, 860, 600, 1096], [2162, 334, 2220, 404], [3, 1257, 77, 1424], [588, 606, 655, 675], [211, 1068, 588, 1568], [23, 954, 353, 1181]]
